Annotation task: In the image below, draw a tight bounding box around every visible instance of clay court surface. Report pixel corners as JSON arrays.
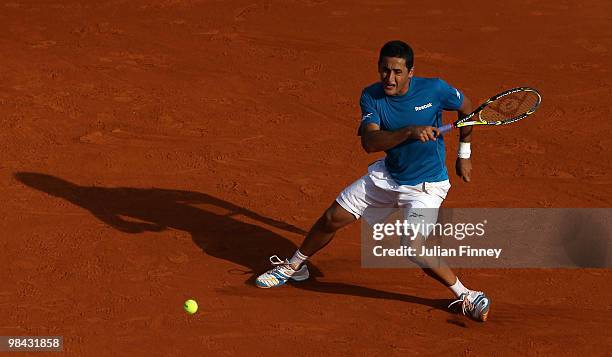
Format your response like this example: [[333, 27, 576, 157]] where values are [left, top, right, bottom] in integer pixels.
[[1, 0, 611, 355]]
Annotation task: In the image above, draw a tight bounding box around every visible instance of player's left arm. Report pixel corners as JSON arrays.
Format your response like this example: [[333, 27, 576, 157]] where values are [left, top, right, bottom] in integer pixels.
[[456, 95, 473, 183]]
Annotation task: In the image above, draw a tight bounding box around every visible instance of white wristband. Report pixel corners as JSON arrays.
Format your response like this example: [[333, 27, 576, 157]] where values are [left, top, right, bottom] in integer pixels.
[[458, 142, 471, 159]]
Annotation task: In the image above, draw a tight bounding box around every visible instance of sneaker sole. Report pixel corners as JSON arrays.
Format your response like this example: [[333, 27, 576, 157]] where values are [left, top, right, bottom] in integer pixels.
[[479, 300, 490, 322], [290, 274, 309, 282]]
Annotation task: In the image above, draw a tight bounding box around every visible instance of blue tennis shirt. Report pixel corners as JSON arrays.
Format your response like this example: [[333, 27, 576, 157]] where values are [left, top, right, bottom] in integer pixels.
[[359, 76, 464, 186]]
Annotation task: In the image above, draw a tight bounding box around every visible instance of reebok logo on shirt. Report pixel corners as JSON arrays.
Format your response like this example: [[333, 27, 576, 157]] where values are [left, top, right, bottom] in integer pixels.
[[414, 103, 433, 111]]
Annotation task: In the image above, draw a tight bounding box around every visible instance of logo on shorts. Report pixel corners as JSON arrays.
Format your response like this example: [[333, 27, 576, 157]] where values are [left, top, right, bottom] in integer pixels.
[[414, 103, 433, 111], [362, 113, 373, 121], [455, 89, 461, 99]]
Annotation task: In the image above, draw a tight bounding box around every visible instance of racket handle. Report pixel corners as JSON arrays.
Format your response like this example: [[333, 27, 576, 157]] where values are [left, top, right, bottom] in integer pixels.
[[438, 123, 453, 134]]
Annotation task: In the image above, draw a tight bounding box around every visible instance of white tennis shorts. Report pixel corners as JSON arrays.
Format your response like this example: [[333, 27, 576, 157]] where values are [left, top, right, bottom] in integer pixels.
[[336, 160, 451, 230]]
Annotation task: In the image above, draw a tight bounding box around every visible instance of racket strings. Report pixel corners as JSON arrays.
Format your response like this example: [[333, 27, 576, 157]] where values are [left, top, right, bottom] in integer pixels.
[[480, 91, 540, 123]]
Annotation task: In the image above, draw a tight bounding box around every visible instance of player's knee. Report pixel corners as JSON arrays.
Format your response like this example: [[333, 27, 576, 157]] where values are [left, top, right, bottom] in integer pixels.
[[318, 209, 339, 233], [319, 205, 353, 232], [401, 235, 427, 265]]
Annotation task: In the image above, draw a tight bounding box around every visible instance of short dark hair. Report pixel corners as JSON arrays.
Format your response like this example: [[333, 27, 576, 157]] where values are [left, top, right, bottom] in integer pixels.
[[378, 40, 414, 69]]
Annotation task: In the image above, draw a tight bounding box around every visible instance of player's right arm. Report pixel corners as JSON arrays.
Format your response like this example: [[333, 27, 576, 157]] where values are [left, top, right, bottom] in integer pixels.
[[359, 88, 438, 153], [360, 123, 439, 153]]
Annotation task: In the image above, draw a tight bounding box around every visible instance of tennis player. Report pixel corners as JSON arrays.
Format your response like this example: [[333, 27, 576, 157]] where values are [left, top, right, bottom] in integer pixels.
[[256, 40, 490, 322]]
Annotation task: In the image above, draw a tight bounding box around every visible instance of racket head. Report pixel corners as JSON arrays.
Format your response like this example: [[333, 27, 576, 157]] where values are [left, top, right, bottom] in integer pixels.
[[476, 87, 542, 125]]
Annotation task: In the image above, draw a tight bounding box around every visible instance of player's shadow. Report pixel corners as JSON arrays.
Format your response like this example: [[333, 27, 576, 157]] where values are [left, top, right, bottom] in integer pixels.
[[15, 172, 450, 311]]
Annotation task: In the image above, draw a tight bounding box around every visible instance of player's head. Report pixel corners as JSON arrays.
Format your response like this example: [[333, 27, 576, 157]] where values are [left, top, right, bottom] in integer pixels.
[[378, 40, 414, 96]]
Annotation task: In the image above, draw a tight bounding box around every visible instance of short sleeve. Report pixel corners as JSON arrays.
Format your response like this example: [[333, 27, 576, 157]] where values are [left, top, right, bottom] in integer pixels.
[[359, 89, 381, 127], [437, 79, 464, 111]]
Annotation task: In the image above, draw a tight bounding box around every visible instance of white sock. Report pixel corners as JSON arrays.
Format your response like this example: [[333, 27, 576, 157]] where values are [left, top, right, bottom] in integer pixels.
[[288, 250, 308, 269], [449, 277, 470, 298]]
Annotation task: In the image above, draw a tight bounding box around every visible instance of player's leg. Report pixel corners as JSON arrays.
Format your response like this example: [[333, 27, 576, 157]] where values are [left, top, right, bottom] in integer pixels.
[[398, 182, 490, 321], [410, 243, 489, 322], [256, 171, 391, 288], [298, 201, 356, 258], [404, 234, 457, 286], [254, 201, 355, 289]]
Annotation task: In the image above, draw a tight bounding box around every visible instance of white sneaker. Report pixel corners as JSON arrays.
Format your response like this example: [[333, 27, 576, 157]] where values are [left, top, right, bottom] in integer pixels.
[[448, 291, 490, 322], [255, 255, 310, 288]]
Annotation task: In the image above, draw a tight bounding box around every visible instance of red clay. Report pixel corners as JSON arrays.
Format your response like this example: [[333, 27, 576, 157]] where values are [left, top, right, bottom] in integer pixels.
[[1, 1, 610, 355]]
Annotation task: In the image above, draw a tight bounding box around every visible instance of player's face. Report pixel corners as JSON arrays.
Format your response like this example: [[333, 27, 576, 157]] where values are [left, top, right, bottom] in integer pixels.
[[378, 57, 413, 96]]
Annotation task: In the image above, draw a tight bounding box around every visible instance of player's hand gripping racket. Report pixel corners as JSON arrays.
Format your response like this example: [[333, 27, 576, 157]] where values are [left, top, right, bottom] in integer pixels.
[[439, 87, 542, 134]]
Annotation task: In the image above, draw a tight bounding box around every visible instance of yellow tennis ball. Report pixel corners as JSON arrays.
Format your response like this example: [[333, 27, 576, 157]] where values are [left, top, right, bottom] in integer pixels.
[[184, 299, 198, 314]]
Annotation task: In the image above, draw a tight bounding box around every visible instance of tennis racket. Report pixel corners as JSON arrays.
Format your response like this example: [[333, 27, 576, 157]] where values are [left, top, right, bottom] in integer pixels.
[[439, 87, 542, 134]]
